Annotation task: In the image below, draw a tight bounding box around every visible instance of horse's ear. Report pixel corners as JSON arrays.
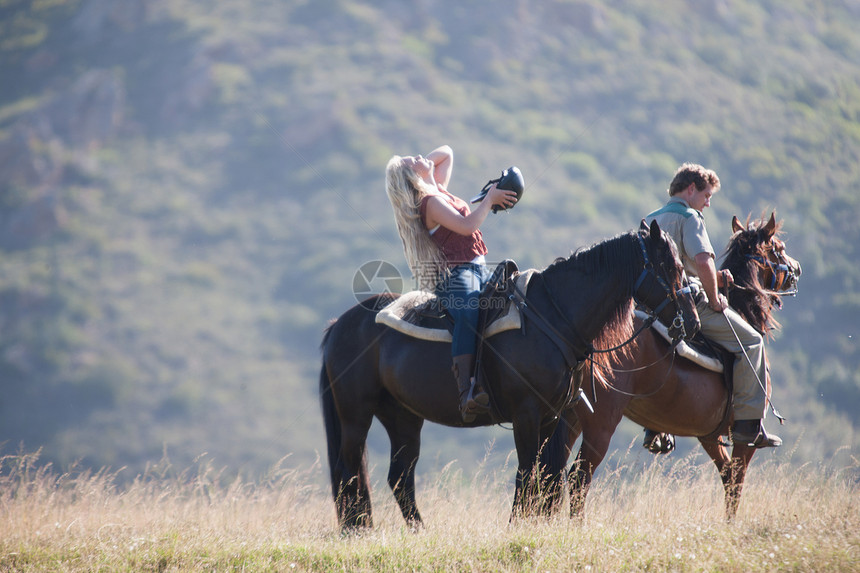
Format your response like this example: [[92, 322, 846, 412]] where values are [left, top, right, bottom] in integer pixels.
[[731, 215, 745, 233], [640, 219, 649, 232], [762, 212, 777, 238], [649, 219, 661, 242]]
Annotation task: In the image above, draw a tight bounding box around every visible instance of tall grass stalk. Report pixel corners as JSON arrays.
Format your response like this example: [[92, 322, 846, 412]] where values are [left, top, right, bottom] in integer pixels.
[[1, 448, 857, 571]]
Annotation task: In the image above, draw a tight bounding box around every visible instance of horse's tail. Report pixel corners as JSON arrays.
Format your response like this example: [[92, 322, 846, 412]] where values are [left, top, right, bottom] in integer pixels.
[[319, 323, 342, 502]]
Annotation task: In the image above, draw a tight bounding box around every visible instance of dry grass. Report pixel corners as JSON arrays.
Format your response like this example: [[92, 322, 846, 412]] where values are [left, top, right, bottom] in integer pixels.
[[1, 448, 858, 572]]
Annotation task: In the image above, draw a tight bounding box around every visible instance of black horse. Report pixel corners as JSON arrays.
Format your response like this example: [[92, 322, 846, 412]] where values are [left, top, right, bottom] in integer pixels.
[[320, 221, 699, 530]]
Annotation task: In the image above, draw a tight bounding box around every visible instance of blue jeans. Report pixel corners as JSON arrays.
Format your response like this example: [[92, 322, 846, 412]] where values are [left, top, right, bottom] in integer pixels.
[[435, 262, 493, 356]]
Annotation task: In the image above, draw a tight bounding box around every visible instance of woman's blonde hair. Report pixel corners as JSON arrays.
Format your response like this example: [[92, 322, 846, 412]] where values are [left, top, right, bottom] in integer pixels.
[[385, 155, 448, 291]]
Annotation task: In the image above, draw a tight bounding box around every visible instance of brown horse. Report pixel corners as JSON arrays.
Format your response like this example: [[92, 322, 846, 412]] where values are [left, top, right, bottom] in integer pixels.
[[320, 221, 700, 531], [542, 213, 801, 519]]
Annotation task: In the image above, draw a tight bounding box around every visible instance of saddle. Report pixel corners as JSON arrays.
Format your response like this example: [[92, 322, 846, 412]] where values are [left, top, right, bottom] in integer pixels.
[[376, 260, 530, 342], [639, 308, 737, 448], [635, 309, 725, 373]]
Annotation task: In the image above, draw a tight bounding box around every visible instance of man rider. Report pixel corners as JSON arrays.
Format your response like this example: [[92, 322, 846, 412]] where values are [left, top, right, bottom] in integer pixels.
[[643, 163, 781, 449]]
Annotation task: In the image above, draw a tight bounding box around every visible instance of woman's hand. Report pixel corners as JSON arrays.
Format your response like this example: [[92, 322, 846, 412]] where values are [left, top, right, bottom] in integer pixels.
[[424, 183, 516, 237], [485, 183, 518, 210], [426, 145, 453, 189]]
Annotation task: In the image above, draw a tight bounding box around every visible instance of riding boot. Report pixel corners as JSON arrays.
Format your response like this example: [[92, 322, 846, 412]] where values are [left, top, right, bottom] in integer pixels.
[[471, 375, 490, 413], [730, 419, 782, 448], [452, 354, 489, 423], [642, 429, 675, 454]]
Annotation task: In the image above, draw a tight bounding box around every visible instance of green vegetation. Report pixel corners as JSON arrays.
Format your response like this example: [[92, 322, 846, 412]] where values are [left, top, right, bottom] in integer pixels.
[[0, 0, 857, 482]]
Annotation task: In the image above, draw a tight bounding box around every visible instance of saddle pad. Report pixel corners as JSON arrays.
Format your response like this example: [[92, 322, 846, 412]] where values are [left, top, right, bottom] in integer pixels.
[[375, 270, 536, 342], [635, 310, 723, 373]]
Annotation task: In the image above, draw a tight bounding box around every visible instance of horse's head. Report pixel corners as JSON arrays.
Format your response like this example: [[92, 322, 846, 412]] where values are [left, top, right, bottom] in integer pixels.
[[731, 213, 801, 296], [635, 219, 700, 343]]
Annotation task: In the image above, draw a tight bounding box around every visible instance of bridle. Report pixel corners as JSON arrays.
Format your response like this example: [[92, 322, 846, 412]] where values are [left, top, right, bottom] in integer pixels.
[[595, 231, 799, 407], [569, 233, 699, 407], [579, 235, 701, 403], [582, 232, 698, 357], [745, 239, 799, 296], [508, 232, 695, 370], [633, 232, 698, 345], [504, 231, 697, 414]]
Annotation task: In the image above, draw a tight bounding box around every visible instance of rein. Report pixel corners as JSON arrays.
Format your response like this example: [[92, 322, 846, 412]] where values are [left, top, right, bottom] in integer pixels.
[[508, 232, 694, 410], [723, 314, 786, 424], [598, 232, 800, 403], [731, 283, 796, 311], [633, 233, 697, 341], [589, 233, 692, 355], [580, 236, 691, 401], [507, 232, 688, 387], [592, 348, 678, 398]]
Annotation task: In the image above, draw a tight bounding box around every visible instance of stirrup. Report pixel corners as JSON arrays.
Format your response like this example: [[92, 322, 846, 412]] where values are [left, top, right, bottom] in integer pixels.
[[731, 429, 782, 448], [469, 381, 489, 409], [461, 382, 489, 421], [459, 390, 477, 423], [730, 420, 782, 449]]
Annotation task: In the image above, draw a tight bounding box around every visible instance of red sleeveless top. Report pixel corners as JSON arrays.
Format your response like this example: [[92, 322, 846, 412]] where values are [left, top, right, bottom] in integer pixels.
[[419, 189, 488, 267]]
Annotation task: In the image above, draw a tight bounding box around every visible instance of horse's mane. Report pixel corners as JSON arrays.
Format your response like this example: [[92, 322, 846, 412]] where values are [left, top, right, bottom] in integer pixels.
[[720, 214, 784, 337], [542, 231, 638, 369], [321, 318, 337, 350]]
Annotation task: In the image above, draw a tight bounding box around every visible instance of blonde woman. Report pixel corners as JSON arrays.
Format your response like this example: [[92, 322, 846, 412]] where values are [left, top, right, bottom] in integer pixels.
[[385, 145, 518, 422]]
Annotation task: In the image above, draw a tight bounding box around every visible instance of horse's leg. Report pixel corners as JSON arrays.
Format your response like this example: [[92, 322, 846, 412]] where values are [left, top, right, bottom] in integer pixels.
[[568, 449, 598, 517], [698, 438, 755, 520], [509, 406, 550, 520], [725, 445, 755, 520], [538, 408, 581, 516], [568, 413, 620, 518], [534, 416, 565, 517], [336, 410, 376, 530], [377, 402, 425, 530], [509, 413, 568, 520], [698, 438, 733, 516]]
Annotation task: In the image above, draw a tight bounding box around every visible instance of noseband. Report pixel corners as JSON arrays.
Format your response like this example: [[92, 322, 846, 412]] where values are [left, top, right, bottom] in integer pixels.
[[746, 243, 799, 295], [634, 233, 694, 341]]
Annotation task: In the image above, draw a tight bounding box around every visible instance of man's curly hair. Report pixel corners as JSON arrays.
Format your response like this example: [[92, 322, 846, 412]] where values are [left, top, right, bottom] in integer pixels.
[[668, 163, 721, 196]]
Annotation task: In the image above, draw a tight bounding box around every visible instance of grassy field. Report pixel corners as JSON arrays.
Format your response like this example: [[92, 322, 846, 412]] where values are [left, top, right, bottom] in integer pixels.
[[1, 448, 858, 572]]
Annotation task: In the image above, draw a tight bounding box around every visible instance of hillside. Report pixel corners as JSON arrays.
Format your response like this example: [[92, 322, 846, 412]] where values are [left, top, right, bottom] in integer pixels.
[[0, 0, 858, 481]]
